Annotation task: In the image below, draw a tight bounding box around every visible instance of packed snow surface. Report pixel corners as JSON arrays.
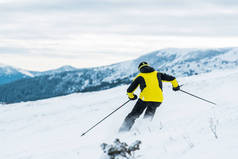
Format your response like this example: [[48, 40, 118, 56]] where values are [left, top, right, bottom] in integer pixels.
[[0, 68, 238, 159]]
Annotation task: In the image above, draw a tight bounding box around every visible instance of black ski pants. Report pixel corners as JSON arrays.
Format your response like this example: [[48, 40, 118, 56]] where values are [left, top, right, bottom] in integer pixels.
[[119, 99, 161, 132]]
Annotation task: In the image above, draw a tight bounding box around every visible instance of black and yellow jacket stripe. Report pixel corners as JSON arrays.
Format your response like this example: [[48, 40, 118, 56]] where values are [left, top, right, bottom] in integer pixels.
[[127, 66, 178, 102]]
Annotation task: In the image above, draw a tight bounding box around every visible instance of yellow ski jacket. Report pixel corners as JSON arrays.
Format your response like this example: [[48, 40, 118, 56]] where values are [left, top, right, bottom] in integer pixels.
[[127, 66, 178, 102]]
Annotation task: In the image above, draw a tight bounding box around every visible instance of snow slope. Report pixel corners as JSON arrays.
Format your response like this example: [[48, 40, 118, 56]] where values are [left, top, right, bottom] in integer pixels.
[[0, 68, 238, 159]]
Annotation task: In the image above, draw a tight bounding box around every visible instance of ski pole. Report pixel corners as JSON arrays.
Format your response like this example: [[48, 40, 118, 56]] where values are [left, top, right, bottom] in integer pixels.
[[81, 99, 131, 137], [179, 89, 216, 105]]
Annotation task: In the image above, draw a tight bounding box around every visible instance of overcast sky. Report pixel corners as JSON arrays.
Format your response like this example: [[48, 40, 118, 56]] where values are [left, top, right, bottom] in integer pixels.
[[0, 0, 238, 71]]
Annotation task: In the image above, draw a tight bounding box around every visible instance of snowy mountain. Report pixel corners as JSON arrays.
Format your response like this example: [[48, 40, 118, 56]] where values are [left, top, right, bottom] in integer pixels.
[[33, 65, 78, 76], [0, 63, 35, 85], [0, 68, 238, 159], [0, 47, 238, 104], [0, 64, 78, 85]]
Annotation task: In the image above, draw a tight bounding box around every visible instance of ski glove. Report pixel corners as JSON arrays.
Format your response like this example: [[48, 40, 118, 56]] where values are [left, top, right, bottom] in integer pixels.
[[128, 94, 138, 100], [173, 86, 180, 91]]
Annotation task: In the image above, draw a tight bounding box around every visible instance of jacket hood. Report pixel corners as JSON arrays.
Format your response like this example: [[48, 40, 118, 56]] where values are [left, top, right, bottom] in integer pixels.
[[140, 66, 155, 73]]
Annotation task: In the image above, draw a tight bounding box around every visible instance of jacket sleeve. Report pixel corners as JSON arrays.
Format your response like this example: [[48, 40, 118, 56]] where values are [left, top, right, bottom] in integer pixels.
[[160, 73, 179, 88], [127, 76, 142, 98]]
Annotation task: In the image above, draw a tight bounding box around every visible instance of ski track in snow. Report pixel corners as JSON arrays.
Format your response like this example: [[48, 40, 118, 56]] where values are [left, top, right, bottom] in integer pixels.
[[0, 68, 238, 159]]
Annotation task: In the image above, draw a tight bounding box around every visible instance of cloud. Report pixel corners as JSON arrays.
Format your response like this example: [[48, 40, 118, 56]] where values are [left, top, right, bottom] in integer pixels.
[[1, 0, 238, 38], [0, 0, 238, 70], [0, 47, 29, 54]]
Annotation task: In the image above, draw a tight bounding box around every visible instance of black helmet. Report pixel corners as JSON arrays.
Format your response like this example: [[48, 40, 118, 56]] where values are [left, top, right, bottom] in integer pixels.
[[138, 61, 149, 70]]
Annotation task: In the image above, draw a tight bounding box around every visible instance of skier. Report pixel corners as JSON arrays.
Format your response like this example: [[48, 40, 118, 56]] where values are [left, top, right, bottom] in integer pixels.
[[119, 61, 180, 132]]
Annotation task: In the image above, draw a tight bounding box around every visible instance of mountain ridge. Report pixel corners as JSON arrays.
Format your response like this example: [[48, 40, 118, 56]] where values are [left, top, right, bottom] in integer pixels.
[[0, 47, 238, 104], [0, 64, 79, 85], [0, 64, 35, 85]]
